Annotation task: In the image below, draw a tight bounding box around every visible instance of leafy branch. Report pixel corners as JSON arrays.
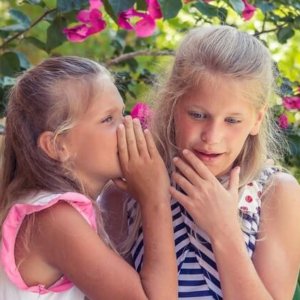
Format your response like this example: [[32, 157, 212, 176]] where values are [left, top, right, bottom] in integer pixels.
[[106, 50, 175, 66], [0, 8, 57, 50]]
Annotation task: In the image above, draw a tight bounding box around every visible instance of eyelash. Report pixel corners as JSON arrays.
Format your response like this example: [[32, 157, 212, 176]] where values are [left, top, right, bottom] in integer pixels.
[[102, 115, 113, 123], [225, 117, 241, 124], [188, 111, 207, 119], [188, 111, 241, 124]]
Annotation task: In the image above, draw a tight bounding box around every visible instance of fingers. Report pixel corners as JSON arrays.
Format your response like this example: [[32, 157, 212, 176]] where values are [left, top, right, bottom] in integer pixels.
[[228, 166, 240, 194], [122, 116, 139, 159], [181, 149, 214, 181], [144, 129, 159, 159], [173, 157, 204, 187], [169, 186, 192, 210], [112, 178, 128, 191], [117, 124, 129, 168], [171, 171, 195, 196], [132, 118, 149, 158]]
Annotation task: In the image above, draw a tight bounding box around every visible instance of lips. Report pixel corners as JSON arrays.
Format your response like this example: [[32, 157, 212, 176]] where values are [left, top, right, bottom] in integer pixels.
[[193, 150, 223, 162]]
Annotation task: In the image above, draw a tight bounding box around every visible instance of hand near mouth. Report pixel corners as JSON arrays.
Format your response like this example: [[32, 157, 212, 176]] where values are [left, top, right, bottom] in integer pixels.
[[169, 149, 240, 240]]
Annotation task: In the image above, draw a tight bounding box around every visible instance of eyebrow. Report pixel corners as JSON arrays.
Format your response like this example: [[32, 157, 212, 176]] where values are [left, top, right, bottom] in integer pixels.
[[188, 105, 245, 117]]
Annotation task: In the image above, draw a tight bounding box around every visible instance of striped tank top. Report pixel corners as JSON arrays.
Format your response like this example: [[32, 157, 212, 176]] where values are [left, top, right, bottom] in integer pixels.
[[127, 167, 279, 299]]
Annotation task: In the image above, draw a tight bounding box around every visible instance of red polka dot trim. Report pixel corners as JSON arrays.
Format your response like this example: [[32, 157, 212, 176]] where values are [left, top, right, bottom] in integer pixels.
[[245, 195, 253, 203]]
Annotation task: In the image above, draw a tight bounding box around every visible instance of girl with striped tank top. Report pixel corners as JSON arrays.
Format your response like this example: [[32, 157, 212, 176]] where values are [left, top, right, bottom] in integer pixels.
[[102, 25, 300, 299], [0, 56, 177, 300]]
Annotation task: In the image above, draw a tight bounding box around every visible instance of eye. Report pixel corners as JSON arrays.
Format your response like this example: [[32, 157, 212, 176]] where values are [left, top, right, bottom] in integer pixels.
[[225, 117, 241, 124], [188, 111, 207, 120], [102, 115, 113, 123]]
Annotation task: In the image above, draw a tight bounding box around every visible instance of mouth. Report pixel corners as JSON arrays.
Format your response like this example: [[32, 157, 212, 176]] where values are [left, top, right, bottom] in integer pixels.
[[193, 150, 223, 162]]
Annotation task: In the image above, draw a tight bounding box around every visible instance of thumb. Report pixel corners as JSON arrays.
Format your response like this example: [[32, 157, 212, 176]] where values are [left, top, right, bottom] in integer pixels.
[[112, 178, 128, 192], [228, 166, 240, 195]]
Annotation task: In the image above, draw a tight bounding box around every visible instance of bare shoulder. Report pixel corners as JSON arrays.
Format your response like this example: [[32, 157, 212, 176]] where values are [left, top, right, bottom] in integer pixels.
[[262, 171, 300, 211]]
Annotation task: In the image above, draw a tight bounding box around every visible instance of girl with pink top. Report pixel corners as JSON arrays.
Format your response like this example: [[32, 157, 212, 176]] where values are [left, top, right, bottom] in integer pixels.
[[0, 56, 177, 300]]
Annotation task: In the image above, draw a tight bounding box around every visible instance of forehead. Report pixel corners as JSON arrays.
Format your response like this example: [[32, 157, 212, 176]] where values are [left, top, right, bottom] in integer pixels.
[[178, 75, 254, 114]]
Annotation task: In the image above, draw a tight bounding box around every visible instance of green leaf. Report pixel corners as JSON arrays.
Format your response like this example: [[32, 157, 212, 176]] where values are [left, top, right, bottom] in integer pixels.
[[57, 0, 89, 13], [194, 2, 220, 18], [14, 52, 31, 70], [158, 0, 182, 19], [25, 36, 47, 51], [46, 17, 67, 52], [228, 0, 244, 14], [294, 16, 300, 30], [102, 0, 118, 22], [23, 0, 46, 7], [0, 9, 31, 32], [287, 134, 300, 157], [277, 27, 295, 44], [136, 0, 147, 11], [256, 2, 274, 13], [0, 52, 21, 76], [106, 0, 135, 15], [2, 76, 16, 87]]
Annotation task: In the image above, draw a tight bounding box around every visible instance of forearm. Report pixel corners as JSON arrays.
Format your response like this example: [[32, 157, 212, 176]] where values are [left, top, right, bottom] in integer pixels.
[[211, 229, 273, 300], [139, 199, 177, 300]]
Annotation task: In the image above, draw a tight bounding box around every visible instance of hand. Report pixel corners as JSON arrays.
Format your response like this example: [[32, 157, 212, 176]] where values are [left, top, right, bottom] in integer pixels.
[[113, 116, 170, 207], [169, 149, 240, 240]]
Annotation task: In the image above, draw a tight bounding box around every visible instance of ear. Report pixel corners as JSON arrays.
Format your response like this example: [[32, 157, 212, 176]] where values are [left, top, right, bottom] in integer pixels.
[[250, 106, 266, 136], [38, 131, 70, 162]]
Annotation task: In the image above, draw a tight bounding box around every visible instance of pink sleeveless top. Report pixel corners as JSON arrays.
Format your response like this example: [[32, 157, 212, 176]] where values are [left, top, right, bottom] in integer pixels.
[[0, 191, 97, 300]]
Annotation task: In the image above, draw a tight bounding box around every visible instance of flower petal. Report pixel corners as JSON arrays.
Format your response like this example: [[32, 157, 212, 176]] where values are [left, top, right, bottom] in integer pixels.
[[89, 0, 103, 10], [135, 15, 156, 37], [242, 0, 256, 21], [63, 25, 90, 42], [146, 0, 162, 19], [130, 102, 153, 129]]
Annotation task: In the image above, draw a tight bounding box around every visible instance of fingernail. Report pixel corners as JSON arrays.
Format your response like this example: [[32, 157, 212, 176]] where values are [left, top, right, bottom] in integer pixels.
[[173, 157, 179, 162], [118, 124, 124, 129], [183, 149, 189, 155]]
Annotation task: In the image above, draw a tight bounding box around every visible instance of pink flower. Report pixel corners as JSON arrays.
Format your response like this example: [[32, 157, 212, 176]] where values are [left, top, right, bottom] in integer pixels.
[[63, 0, 106, 42], [146, 0, 162, 19], [283, 96, 300, 110], [278, 114, 289, 129], [130, 102, 153, 129], [242, 0, 256, 21], [118, 0, 162, 38]]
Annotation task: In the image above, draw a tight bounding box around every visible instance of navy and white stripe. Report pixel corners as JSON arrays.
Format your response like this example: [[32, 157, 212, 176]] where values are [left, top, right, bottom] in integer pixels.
[[127, 167, 279, 299]]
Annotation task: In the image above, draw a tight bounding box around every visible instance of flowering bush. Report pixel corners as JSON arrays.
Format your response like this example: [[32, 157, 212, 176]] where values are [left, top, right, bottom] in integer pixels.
[[272, 81, 300, 178]]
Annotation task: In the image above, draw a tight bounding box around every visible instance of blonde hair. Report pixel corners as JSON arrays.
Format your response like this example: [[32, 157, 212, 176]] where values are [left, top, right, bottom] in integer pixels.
[[152, 25, 283, 186], [123, 25, 285, 254], [0, 56, 113, 243]]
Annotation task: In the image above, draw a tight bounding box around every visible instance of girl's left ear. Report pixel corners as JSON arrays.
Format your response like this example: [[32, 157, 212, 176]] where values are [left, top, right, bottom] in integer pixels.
[[250, 106, 266, 136], [38, 131, 70, 162]]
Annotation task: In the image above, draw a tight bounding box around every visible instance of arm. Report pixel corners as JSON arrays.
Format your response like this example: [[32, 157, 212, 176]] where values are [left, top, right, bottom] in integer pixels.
[[211, 173, 300, 300], [170, 150, 300, 299], [114, 116, 177, 299]]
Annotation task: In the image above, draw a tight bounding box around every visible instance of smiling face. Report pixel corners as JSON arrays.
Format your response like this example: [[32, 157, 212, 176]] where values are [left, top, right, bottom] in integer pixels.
[[174, 75, 265, 177], [62, 75, 124, 196]]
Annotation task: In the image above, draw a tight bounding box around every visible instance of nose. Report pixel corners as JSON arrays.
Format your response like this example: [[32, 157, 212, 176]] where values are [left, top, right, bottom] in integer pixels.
[[201, 120, 223, 145]]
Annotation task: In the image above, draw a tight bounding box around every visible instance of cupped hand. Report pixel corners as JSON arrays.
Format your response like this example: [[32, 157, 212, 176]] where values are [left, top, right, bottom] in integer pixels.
[[169, 149, 241, 240], [114, 116, 170, 206]]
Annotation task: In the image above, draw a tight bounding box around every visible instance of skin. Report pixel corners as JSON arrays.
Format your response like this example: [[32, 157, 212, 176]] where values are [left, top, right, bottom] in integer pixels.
[[169, 76, 300, 299], [14, 78, 177, 300]]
